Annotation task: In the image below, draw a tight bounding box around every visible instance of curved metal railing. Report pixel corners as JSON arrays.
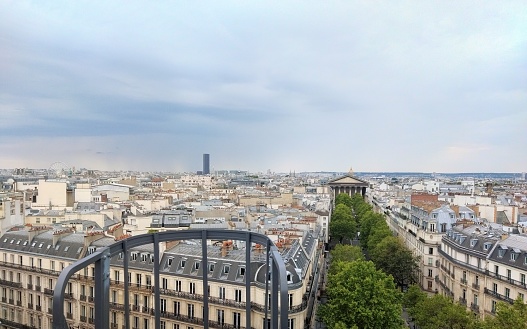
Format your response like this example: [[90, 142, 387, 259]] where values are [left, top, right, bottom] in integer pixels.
[[53, 229, 288, 329]]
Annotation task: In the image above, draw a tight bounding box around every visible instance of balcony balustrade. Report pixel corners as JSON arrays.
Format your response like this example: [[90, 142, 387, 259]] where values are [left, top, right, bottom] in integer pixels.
[[484, 288, 514, 304], [470, 303, 480, 313], [53, 230, 288, 329], [0, 278, 23, 288]]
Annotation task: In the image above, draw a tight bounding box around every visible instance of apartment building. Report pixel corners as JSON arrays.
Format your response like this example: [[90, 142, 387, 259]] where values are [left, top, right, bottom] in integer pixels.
[[438, 223, 527, 318], [0, 222, 321, 329]]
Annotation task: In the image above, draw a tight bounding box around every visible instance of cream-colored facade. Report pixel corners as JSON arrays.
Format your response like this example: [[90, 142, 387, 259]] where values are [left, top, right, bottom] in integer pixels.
[[438, 223, 527, 318]]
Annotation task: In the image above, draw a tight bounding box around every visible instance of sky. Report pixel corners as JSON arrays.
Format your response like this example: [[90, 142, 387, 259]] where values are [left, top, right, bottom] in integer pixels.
[[1, 1, 526, 173]]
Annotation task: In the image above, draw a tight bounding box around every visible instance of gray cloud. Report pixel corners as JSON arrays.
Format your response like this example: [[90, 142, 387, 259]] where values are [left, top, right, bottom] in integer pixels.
[[0, 1, 526, 172]]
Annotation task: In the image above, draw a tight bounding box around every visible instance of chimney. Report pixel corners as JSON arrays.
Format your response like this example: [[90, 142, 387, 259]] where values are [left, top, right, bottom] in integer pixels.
[[28, 226, 51, 244], [84, 230, 105, 248], [52, 228, 74, 247]]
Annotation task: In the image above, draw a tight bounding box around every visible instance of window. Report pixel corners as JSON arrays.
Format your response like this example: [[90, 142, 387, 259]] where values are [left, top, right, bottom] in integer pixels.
[[223, 265, 230, 274], [288, 294, 293, 310], [180, 259, 186, 269], [505, 287, 510, 298], [498, 249, 505, 258], [166, 258, 173, 268], [162, 278, 168, 289], [174, 301, 180, 315], [492, 283, 498, 293], [187, 304, 195, 319], [136, 274, 142, 287], [428, 247, 433, 255], [519, 293, 525, 301], [189, 282, 196, 294], [217, 309, 225, 325], [233, 312, 241, 329], [288, 318, 295, 329], [235, 289, 242, 303], [209, 263, 215, 272], [428, 269, 433, 277], [428, 257, 433, 266], [491, 300, 497, 313], [194, 261, 200, 271], [141, 254, 147, 262], [473, 294, 478, 306], [175, 280, 181, 292], [511, 253, 518, 261], [239, 267, 245, 276], [429, 223, 435, 232], [146, 275, 152, 288], [160, 299, 167, 313], [522, 274, 526, 286], [219, 287, 225, 300]]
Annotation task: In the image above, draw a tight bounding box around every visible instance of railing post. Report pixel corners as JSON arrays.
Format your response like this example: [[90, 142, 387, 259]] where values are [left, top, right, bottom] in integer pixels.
[[123, 240, 130, 329], [154, 234, 161, 329], [201, 230, 209, 328], [94, 248, 111, 329], [245, 232, 252, 329]]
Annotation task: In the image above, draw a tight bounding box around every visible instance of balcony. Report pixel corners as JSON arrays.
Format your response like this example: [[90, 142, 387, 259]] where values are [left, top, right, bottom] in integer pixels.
[[8, 298, 14, 305], [470, 303, 480, 313], [0, 318, 37, 329], [16, 300, 22, 306], [458, 297, 467, 305], [80, 315, 87, 322], [53, 230, 289, 329], [35, 285, 41, 292], [484, 288, 514, 304], [66, 312, 73, 319], [36, 305, 42, 311], [0, 278, 23, 288], [28, 303, 33, 309], [44, 288, 54, 295], [27, 283, 33, 289], [472, 283, 480, 290], [111, 324, 118, 329], [48, 307, 53, 314], [80, 295, 87, 301], [485, 270, 527, 290], [0, 260, 62, 277]]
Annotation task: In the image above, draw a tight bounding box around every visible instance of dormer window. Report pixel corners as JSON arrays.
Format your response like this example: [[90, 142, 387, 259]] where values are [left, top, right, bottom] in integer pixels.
[[141, 254, 148, 262], [194, 261, 200, 271], [87, 247, 96, 255], [118, 252, 123, 259], [511, 253, 518, 261], [498, 250, 505, 258], [484, 243, 492, 251], [223, 265, 230, 274], [166, 258, 173, 267], [131, 252, 138, 261], [286, 271, 293, 283], [64, 246, 70, 252], [470, 239, 477, 247], [209, 263, 215, 272], [238, 267, 245, 277], [180, 259, 186, 269]]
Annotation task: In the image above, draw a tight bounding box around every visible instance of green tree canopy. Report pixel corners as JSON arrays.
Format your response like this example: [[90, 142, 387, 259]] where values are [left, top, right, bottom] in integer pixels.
[[330, 204, 356, 241], [370, 236, 419, 289], [319, 260, 403, 329], [335, 193, 353, 209], [366, 220, 392, 251], [411, 294, 477, 329], [403, 284, 427, 312], [358, 210, 384, 248], [482, 297, 527, 329], [331, 244, 364, 263]]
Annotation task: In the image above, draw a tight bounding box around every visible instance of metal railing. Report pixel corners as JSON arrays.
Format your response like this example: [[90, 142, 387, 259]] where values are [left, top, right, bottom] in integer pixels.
[[53, 229, 289, 329]]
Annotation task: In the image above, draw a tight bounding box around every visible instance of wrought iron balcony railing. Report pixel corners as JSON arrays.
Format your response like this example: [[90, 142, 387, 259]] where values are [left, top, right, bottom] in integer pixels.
[[53, 229, 288, 329]]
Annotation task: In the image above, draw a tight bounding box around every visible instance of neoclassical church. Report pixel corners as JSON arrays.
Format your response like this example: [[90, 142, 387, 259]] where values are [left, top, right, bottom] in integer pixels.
[[327, 168, 369, 205]]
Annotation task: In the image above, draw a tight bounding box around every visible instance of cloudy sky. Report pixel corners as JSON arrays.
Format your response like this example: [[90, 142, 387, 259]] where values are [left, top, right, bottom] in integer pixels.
[[1, 1, 526, 173]]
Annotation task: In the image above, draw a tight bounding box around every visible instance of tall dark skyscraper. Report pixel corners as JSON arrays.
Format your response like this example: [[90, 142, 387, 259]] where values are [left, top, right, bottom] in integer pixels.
[[203, 153, 210, 175]]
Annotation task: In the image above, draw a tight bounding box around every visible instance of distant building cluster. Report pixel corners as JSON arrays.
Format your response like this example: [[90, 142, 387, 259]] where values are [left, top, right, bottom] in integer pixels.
[[0, 166, 340, 329], [369, 174, 527, 318]]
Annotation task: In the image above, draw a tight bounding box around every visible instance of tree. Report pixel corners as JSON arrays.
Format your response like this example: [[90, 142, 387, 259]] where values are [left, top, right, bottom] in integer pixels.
[[370, 236, 419, 290], [335, 193, 353, 209], [319, 260, 403, 329], [411, 294, 477, 329], [358, 211, 384, 249], [366, 220, 392, 251], [330, 204, 357, 242], [482, 297, 527, 329], [331, 244, 364, 263], [403, 284, 427, 312]]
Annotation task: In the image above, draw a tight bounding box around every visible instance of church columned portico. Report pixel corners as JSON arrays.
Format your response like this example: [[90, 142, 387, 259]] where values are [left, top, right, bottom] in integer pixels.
[[327, 173, 369, 207]]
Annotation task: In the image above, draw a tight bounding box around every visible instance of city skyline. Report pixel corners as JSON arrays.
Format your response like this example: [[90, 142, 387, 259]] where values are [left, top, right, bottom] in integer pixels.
[[1, 1, 526, 173]]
